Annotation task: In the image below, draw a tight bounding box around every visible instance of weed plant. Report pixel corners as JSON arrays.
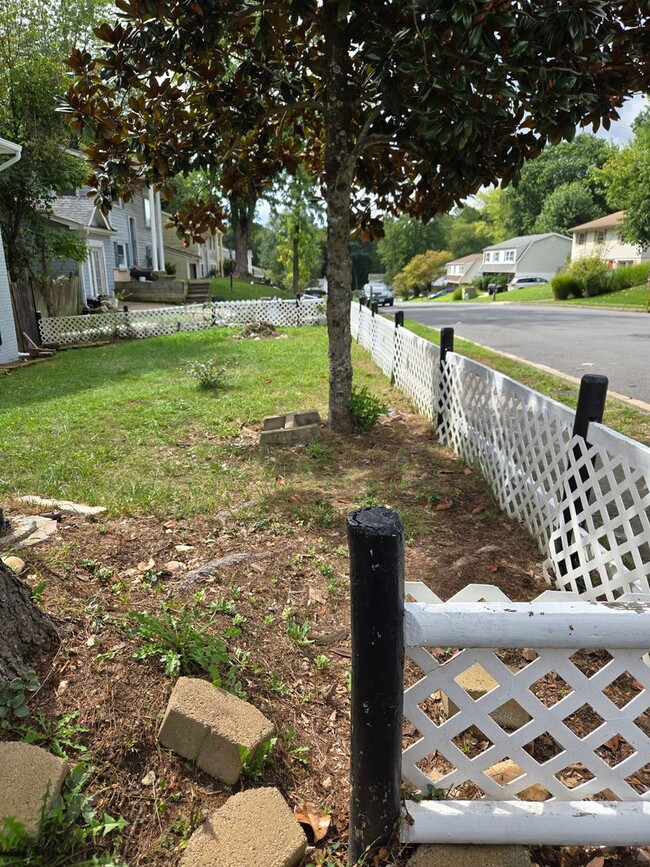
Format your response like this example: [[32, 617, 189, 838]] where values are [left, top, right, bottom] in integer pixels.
[[348, 386, 388, 432]]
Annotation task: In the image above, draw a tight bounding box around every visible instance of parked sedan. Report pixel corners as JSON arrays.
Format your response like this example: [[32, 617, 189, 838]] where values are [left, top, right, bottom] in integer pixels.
[[507, 276, 548, 291], [360, 282, 395, 306]]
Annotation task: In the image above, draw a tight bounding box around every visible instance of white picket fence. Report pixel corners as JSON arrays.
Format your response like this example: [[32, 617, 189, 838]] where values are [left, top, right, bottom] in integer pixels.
[[352, 303, 650, 602], [39, 299, 323, 346], [401, 581, 650, 845]]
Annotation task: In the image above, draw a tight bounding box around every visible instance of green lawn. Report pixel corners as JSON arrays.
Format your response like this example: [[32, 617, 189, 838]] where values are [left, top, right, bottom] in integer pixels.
[[209, 276, 293, 301], [0, 328, 333, 516], [423, 281, 648, 310]]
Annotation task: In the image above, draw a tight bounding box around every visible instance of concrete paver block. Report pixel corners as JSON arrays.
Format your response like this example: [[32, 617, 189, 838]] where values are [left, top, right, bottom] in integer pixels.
[[158, 676, 274, 784], [180, 787, 307, 867], [441, 662, 531, 731], [260, 410, 321, 445], [0, 742, 68, 839], [408, 843, 531, 867]]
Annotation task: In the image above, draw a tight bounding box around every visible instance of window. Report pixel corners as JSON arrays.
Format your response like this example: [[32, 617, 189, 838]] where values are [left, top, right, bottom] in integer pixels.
[[113, 241, 131, 268], [577, 233, 586, 246], [484, 251, 491, 263], [504, 250, 515, 263], [492, 251, 501, 263], [144, 198, 151, 228], [596, 230, 605, 243]]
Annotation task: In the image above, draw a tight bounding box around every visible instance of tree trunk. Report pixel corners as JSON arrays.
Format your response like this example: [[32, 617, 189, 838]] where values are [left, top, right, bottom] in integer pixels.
[[0, 560, 59, 690], [324, 8, 355, 434], [229, 194, 256, 279]]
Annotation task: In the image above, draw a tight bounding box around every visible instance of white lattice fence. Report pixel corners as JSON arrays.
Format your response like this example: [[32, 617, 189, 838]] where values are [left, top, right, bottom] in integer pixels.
[[392, 326, 440, 424], [370, 313, 396, 378], [401, 581, 650, 845], [40, 299, 322, 346], [547, 425, 650, 600]]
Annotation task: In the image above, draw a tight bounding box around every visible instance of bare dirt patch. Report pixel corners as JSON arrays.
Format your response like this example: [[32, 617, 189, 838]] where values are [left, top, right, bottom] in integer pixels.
[[1, 406, 641, 866]]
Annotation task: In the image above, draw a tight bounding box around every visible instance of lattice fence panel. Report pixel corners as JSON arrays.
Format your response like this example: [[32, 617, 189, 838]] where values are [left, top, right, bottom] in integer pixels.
[[356, 304, 373, 351], [547, 429, 650, 600], [392, 327, 440, 423], [439, 353, 576, 561], [350, 302, 361, 342], [402, 593, 650, 809], [40, 299, 322, 346], [370, 313, 396, 378]]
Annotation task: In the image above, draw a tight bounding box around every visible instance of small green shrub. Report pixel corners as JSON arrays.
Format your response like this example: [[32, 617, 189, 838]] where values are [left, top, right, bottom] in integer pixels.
[[186, 359, 228, 390], [348, 386, 388, 432], [569, 257, 610, 297], [551, 273, 583, 300], [451, 287, 463, 301], [0, 671, 40, 730]]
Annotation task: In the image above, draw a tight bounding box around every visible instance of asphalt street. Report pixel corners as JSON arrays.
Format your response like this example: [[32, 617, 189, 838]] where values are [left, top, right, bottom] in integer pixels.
[[388, 302, 650, 408]]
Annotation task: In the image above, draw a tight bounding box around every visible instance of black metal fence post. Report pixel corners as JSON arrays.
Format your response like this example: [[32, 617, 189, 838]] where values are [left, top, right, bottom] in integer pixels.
[[347, 507, 404, 865], [437, 326, 454, 430], [391, 311, 404, 385], [558, 373, 608, 578], [371, 301, 378, 316]]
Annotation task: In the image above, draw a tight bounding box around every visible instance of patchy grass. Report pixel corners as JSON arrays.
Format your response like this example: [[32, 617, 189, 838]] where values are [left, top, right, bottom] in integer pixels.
[[209, 276, 293, 300], [563, 283, 649, 310], [404, 317, 650, 445]]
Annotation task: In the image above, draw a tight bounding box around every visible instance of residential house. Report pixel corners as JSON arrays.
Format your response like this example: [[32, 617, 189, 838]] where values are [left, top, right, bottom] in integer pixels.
[[0, 137, 22, 364], [480, 233, 572, 282], [50, 187, 167, 305], [568, 211, 650, 267], [162, 213, 224, 280], [444, 253, 482, 286]]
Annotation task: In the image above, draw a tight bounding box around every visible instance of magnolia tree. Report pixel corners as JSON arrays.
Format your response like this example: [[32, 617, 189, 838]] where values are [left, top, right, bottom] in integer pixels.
[[67, 0, 649, 431]]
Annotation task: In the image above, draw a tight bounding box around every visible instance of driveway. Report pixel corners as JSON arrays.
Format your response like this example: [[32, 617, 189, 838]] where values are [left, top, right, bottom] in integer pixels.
[[389, 302, 650, 408]]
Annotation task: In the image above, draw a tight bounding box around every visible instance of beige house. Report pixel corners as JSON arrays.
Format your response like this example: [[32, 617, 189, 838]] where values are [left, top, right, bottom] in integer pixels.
[[444, 253, 482, 286], [568, 211, 649, 267], [162, 213, 224, 280]]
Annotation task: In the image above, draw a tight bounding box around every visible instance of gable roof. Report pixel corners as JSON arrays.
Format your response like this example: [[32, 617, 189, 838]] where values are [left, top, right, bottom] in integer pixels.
[[446, 252, 482, 266], [484, 232, 571, 252], [50, 195, 113, 232], [568, 211, 626, 234]]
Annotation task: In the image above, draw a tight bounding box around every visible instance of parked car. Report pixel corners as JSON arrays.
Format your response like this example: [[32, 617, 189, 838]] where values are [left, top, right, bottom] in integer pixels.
[[360, 282, 394, 307], [303, 287, 327, 299], [428, 286, 453, 299], [507, 276, 548, 291]]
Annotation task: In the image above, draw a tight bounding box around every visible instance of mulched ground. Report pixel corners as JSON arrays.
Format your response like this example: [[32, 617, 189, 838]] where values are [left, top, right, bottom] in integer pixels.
[[2, 405, 647, 866]]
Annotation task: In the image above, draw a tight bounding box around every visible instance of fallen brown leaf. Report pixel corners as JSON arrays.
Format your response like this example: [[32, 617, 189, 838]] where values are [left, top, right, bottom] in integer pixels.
[[463, 467, 472, 475], [487, 565, 499, 573], [289, 494, 302, 504], [585, 857, 604, 867], [294, 801, 330, 842], [275, 475, 285, 485], [471, 506, 484, 515], [436, 500, 453, 511]]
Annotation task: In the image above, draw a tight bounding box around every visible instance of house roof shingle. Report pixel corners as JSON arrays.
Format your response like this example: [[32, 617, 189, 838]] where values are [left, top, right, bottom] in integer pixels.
[[567, 211, 626, 234], [484, 232, 570, 252], [50, 195, 112, 231]]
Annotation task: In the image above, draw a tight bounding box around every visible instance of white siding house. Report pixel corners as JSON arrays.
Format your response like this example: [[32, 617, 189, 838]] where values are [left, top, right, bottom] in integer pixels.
[[50, 188, 167, 305], [444, 253, 482, 285], [480, 233, 572, 281], [568, 211, 650, 266], [0, 137, 22, 364]]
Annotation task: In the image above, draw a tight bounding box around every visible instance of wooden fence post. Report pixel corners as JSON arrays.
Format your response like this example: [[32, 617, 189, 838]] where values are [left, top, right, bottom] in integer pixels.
[[347, 507, 404, 865]]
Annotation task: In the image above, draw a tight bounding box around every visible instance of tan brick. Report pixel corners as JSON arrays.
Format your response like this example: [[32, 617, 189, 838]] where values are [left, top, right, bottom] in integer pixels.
[[441, 662, 530, 731], [180, 787, 306, 867], [158, 677, 274, 784], [0, 742, 68, 839], [408, 844, 532, 867]]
